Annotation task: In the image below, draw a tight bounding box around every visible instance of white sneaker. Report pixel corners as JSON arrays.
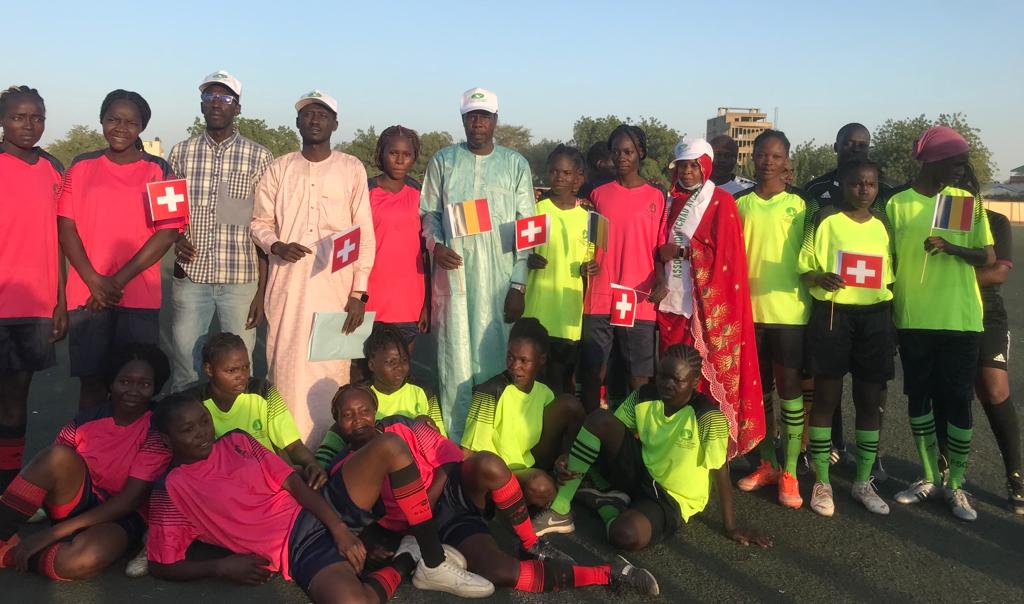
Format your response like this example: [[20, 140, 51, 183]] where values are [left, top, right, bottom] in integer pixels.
[[852, 480, 890, 515], [412, 558, 494, 598], [396, 535, 467, 569], [125, 531, 149, 577], [810, 482, 835, 517], [27, 507, 48, 524], [894, 480, 942, 504], [947, 488, 977, 522]]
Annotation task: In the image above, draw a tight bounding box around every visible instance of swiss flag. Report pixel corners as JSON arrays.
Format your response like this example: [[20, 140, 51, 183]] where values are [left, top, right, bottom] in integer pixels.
[[837, 251, 884, 289], [332, 226, 361, 273], [146, 179, 190, 223], [609, 283, 637, 327], [515, 214, 550, 252]]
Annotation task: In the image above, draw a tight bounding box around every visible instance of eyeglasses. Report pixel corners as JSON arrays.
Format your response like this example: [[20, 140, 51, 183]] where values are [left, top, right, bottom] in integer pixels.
[[200, 93, 238, 105]]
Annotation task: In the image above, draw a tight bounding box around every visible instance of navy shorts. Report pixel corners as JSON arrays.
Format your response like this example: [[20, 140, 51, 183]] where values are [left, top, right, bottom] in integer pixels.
[[0, 319, 56, 372], [580, 315, 656, 378], [287, 508, 347, 592], [432, 464, 491, 547], [323, 465, 385, 534], [68, 307, 159, 377], [47, 470, 146, 544]]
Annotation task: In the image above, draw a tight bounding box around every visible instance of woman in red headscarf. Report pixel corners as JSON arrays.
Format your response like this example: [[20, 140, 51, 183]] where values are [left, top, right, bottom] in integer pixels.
[[656, 138, 764, 458]]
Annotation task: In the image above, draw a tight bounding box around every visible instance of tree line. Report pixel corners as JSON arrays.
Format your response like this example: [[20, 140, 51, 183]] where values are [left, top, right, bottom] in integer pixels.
[[44, 112, 995, 189]]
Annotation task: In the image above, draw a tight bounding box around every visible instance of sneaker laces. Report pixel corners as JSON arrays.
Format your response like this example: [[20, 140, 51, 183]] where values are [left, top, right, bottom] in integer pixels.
[[949, 488, 974, 509]]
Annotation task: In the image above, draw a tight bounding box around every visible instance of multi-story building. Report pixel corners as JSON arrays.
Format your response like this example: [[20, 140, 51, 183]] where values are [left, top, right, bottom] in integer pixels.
[[706, 107, 773, 165]]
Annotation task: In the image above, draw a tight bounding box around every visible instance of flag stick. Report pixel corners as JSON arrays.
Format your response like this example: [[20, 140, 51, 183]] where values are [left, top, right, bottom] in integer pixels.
[[829, 293, 835, 331], [920, 227, 934, 284]]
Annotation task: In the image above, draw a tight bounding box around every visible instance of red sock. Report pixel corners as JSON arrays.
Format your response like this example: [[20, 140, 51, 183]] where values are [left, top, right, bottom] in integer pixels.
[[1, 475, 46, 516], [367, 566, 402, 602], [515, 560, 545, 592], [37, 542, 69, 581], [573, 564, 610, 587], [0, 534, 21, 568], [390, 469, 432, 526], [493, 474, 536, 549]]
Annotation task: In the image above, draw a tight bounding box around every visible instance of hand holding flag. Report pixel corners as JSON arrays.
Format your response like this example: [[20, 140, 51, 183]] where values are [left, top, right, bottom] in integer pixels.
[[448, 198, 493, 238], [609, 283, 638, 327], [515, 214, 550, 252], [146, 179, 190, 223]]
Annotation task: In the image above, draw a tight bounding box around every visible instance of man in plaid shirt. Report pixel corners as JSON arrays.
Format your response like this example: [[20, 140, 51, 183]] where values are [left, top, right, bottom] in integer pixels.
[[167, 70, 274, 392]]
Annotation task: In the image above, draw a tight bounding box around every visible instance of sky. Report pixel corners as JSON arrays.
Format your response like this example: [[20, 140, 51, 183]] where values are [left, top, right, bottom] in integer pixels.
[[6, 0, 1023, 178]]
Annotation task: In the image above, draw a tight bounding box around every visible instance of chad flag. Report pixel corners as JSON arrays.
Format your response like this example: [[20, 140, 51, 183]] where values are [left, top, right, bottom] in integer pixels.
[[931, 194, 974, 232], [448, 198, 493, 238]]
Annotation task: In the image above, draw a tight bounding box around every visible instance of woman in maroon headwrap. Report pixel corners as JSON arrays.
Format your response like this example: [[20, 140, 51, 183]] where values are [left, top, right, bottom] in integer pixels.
[[656, 138, 764, 458]]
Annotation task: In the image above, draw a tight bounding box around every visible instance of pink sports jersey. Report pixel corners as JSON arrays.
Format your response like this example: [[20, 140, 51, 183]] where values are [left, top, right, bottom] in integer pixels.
[[147, 431, 300, 579], [0, 151, 62, 319], [54, 406, 171, 498], [330, 416, 462, 530], [585, 181, 665, 321], [56, 151, 185, 310], [364, 182, 426, 323]]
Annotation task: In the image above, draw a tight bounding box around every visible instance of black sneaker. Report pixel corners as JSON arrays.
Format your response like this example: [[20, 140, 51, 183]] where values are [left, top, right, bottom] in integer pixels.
[[522, 538, 575, 563], [1008, 472, 1024, 515], [531, 508, 575, 536], [609, 555, 660, 596]]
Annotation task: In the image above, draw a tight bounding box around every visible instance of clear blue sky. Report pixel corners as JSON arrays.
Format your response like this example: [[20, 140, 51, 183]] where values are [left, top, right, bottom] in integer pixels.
[[8, 0, 1022, 178]]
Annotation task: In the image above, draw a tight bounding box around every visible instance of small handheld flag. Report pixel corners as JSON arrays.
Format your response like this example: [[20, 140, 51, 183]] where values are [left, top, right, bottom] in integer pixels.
[[448, 198, 493, 238], [146, 179, 190, 223], [515, 214, 550, 252], [587, 211, 609, 251], [331, 225, 361, 273], [931, 194, 975, 232], [609, 283, 637, 328], [836, 251, 884, 289]]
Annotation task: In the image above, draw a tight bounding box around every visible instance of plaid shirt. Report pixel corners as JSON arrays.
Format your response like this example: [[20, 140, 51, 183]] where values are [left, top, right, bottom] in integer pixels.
[[168, 131, 273, 284]]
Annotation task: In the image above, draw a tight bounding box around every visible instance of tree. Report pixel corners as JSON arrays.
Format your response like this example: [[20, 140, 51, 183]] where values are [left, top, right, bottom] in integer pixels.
[[186, 116, 299, 158], [571, 115, 680, 186], [790, 140, 836, 187], [494, 124, 532, 152], [335, 128, 454, 183], [871, 113, 995, 185], [520, 139, 564, 185], [46, 125, 106, 167], [334, 126, 377, 172]]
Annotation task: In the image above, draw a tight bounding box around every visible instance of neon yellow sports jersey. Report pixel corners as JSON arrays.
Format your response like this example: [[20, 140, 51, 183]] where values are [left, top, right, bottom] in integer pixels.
[[615, 386, 729, 521], [735, 187, 810, 325], [524, 199, 592, 341], [200, 378, 301, 453], [462, 373, 554, 470], [797, 203, 894, 305], [885, 185, 993, 331], [371, 382, 446, 438]]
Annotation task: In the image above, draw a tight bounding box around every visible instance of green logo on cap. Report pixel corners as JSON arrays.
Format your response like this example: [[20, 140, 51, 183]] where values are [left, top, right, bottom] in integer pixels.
[[308, 91, 322, 98], [470, 92, 485, 100], [212, 73, 227, 79]]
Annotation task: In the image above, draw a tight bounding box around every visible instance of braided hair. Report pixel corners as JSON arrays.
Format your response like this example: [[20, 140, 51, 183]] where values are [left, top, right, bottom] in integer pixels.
[[363, 323, 409, 360], [509, 317, 549, 357], [201, 332, 247, 365], [753, 129, 791, 154], [662, 343, 703, 375], [607, 124, 648, 160], [0, 85, 45, 116], [100, 89, 152, 150], [104, 343, 171, 395], [331, 382, 379, 411], [152, 390, 205, 435], [374, 125, 420, 171], [547, 144, 585, 173]]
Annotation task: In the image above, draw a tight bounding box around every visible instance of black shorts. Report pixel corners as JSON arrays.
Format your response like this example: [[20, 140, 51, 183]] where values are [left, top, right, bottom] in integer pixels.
[[754, 324, 805, 394], [46, 470, 146, 544], [432, 464, 492, 547], [598, 433, 681, 542], [0, 319, 56, 372], [68, 307, 159, 377], [897, 330, 980, 403], [287, 508, 348, 592], [978, 317, 1009, 371], [806, 301, 895, 383], [580, 316, 656, 378]]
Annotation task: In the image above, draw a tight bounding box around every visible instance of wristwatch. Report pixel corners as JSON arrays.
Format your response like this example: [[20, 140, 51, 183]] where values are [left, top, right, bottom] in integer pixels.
[[351, 291, 369, 303], [510, 283, 526, 294]]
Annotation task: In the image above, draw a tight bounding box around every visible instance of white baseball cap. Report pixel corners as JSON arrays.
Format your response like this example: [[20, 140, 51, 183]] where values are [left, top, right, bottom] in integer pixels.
[[460, 87, 498, 115], [199, 70, 242, 96], [295, 90, 338, 115], [669, 137, 714, 168]]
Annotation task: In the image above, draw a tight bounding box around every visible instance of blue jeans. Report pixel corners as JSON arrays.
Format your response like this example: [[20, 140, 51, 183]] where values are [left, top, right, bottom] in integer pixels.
[[169, 277, 259, 393]]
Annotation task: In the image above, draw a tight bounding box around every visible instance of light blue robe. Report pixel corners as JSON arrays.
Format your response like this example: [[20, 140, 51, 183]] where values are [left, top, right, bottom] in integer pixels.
[[420, 144, 534, 442]]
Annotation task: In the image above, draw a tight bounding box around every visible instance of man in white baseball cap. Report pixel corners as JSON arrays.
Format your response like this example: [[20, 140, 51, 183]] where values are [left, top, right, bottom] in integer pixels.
[[419, 87, 536, 443], [294, 89, 338, 115], [199, 69, 242, 96]]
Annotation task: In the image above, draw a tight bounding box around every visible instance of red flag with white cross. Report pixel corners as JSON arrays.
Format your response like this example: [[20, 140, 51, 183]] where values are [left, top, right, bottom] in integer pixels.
[[836, 251, 884, 289], [515, 214, 550, 252], [609, 283, 638, 327], [146, 179, 190, 223], [332, 226, 361, 273]]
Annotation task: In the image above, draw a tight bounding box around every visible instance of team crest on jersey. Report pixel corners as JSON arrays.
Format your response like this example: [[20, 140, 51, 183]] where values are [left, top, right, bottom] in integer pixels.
[[675, 427, 696, 448], [252, 419, 263, 431], [785, 206, 797, 217]]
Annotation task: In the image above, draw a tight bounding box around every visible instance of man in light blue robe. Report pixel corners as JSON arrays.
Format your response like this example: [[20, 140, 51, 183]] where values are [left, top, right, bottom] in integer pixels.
[[420, 87, 535, 442]]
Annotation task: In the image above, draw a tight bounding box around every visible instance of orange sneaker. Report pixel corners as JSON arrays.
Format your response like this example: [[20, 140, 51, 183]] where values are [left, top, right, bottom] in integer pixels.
[[737, 460, 781, 492], [0, 534, 21, 568], [778, 472, 803, 508]]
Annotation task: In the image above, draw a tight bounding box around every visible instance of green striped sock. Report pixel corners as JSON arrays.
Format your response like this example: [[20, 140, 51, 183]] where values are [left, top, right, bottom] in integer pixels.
[[781, 397, 805, 475], [946, 423, 973, 490], [855, 429, 879, 482], [808, 425, 832, 484], [909, 413, 941, 484], [551, 427, 601, 515]]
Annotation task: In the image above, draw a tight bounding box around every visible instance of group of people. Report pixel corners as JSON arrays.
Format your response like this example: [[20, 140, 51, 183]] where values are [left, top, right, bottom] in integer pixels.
[[0, 69, 1019, 602]]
